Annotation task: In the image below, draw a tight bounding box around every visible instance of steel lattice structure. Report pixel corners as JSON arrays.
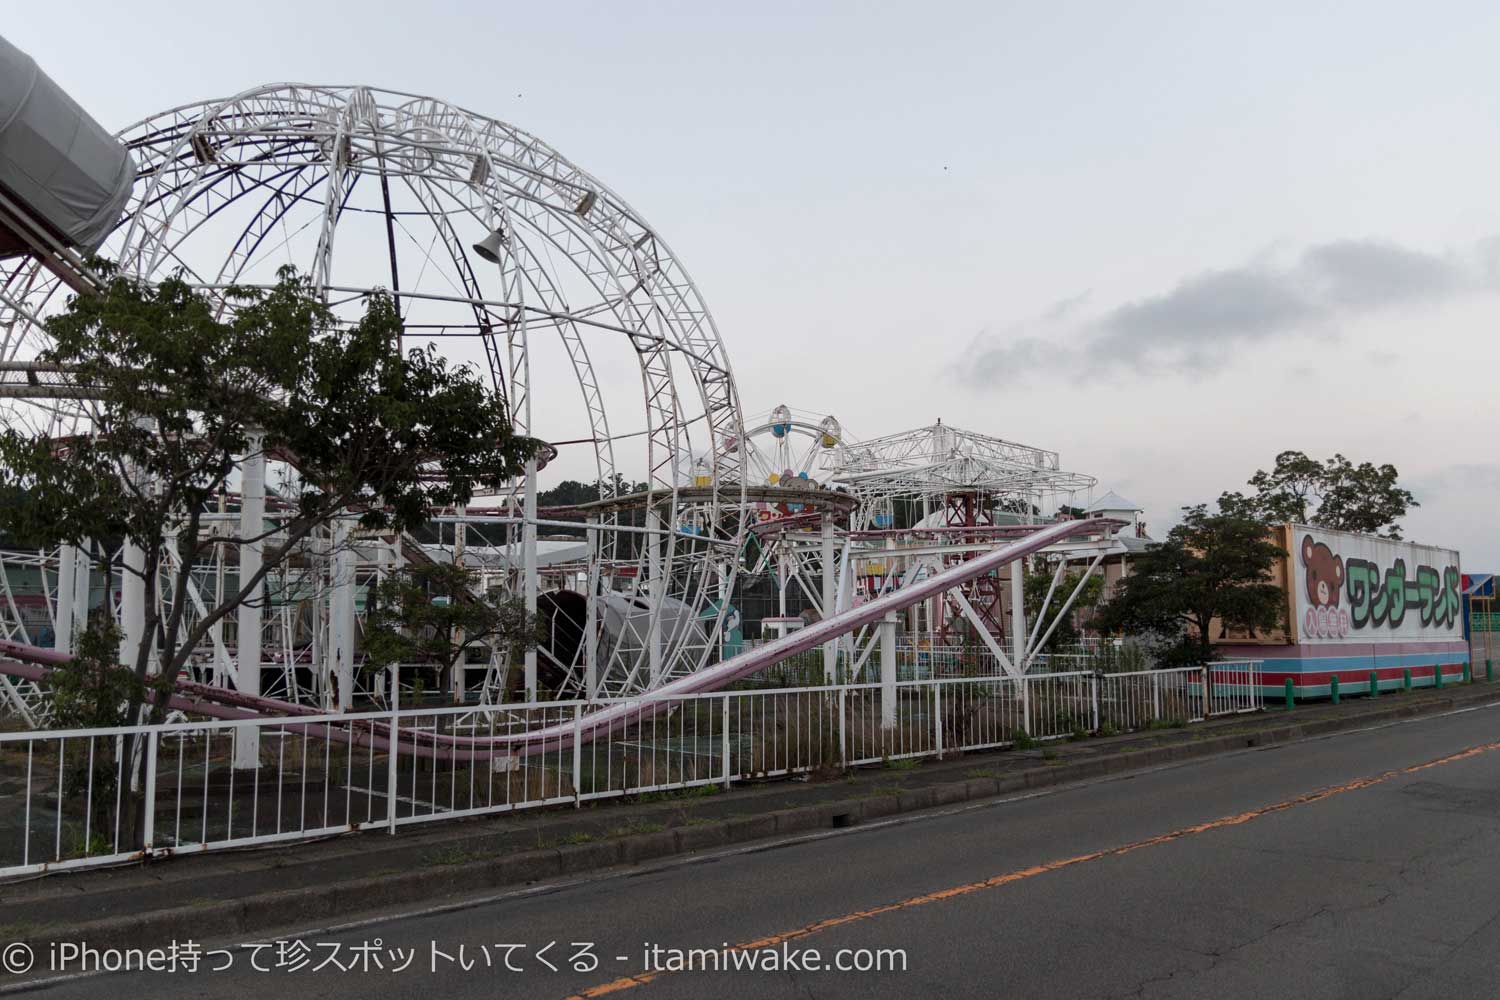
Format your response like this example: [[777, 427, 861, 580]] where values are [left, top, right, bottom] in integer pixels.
[[0, 84, 751, 701], [829, 420, 1097, 530]]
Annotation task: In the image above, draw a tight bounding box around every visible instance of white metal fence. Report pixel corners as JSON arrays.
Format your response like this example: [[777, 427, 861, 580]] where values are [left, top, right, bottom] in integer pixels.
[[0, 661, 1260, 879]]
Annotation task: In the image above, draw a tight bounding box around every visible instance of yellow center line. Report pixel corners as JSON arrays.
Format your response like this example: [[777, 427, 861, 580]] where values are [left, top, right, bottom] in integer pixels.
[[563, 739, 1500, 999]]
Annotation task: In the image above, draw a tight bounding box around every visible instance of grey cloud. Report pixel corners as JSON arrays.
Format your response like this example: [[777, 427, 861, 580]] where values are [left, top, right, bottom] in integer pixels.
[[959, 237, 1496, 385], [1302, 240, 1462, 308]]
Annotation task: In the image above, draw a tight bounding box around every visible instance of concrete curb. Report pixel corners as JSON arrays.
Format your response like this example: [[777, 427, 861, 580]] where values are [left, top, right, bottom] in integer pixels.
[[14, 686, 1499, 953]]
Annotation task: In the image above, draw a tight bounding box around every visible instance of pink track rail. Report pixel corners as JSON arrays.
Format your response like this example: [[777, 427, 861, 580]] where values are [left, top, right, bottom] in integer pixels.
[[0, 518, 1115, 760]]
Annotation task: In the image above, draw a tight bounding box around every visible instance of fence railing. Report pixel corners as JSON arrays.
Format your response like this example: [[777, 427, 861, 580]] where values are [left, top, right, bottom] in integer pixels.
[[0, 661, 1260, 879]]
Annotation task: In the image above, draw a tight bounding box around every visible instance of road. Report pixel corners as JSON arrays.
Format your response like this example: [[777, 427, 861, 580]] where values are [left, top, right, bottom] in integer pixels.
[[13, 699, 1500, 999]]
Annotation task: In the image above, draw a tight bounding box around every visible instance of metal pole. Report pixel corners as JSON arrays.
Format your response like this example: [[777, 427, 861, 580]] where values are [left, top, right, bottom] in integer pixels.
[[1011, 557, 1025, 673], [584, 516, 600, 702], [331, 519, 355, 712], [881, 537, 897, 731], [523, 458, 539, 700], [721, 694, 732, 789], [233, 433, 265, 770], [141, 730, 158, 851], [387, 660, 400, 835], [821, 514, 836, 684], [55, 543, 76, 656], [572, 703, 582, 806]]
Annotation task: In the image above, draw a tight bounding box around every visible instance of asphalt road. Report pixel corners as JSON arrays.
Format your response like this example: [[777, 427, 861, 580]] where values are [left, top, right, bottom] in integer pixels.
[[14, 699, 1500, 999]]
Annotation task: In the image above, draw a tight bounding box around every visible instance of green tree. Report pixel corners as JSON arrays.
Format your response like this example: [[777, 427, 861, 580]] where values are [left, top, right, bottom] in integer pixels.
[[0, 263, 536, 835], [1098, 505, 1285, 665], [364, 562, 540, 702], [1218, 450, 1418, 539]]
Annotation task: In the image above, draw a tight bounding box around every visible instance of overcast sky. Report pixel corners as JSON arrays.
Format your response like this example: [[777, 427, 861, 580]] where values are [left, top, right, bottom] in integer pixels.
[[10, 2, 1500, 565]]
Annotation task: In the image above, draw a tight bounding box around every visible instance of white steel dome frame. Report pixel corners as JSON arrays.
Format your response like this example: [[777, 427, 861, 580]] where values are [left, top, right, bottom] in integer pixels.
[[0, 84, 750, 702]]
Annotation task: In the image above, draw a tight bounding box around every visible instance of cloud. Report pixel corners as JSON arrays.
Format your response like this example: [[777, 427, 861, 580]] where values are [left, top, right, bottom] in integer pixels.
[[958, 238, 1496, 384]]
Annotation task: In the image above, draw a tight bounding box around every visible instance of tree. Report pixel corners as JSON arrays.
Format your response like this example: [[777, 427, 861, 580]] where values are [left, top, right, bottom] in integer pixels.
[[0, 263, 537, 832], [1098, 505, 1285, 665], [1218, 450, 1418, 539], [363, 562, 540, 701]]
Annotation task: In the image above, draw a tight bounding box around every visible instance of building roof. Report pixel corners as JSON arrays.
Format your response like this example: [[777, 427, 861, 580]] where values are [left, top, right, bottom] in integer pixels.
[[1087, 490, 1142, 513]]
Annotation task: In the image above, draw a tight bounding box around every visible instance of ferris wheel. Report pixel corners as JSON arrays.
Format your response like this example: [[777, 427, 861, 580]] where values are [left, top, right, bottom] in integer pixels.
[[0, 83, 749, 699], [740, 404, 848, 495]]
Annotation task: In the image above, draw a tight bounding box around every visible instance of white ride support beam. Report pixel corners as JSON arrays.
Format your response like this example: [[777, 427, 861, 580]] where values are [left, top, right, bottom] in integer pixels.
[[821, 514, 836, 683], [523, 457, 538, 701], [452, 510, 466, 702], [647, 507, 664, 690], [584, 515, 600, 702], [1027, 553, 1106, 666], [1011, 557, 1025, 672], [54, 543, 75, 656], [949, 587, 1018, 678], [331, 519, 356, 712], [880, 536, 897, 729], [233, 432, 265, 770], [72, 543, 90, 638]]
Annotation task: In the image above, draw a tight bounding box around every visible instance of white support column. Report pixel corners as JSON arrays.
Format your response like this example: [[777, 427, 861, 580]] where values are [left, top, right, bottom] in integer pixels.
[[647, 507, 664, 689], [120, 540, 146, 670], [821, 514, 837, 683], [72, 543, 91, 634], [1011, 557, 1026, 673], [331, 519, 356, 712], [584, 516, 600, 702], [55, 543, 76, 656], [777, 550, 789, 620], [234, 433, 265, 770], [523, 458, 539, 700], [452, 510, 467, 703], [880, 536, 897, 730]]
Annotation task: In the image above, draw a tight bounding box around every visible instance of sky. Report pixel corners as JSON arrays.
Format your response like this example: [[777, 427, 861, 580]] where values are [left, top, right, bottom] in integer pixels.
[[9, 1, 1500, 564]]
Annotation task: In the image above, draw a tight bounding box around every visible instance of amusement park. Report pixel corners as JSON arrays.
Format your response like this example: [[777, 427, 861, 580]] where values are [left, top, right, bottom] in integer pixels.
[[1, 10, 1499, 997]]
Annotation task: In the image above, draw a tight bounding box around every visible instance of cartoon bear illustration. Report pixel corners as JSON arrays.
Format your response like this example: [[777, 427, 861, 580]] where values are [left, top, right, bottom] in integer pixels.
[[1301, 534, 1343, 608]]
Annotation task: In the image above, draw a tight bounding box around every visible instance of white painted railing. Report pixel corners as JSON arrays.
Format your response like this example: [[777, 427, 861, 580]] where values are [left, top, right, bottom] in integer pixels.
[[0, 662, 1261, 879]]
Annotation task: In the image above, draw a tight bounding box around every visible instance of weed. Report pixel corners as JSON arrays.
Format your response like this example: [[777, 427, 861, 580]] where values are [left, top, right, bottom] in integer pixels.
[[633, 784, 722, 804], [885, 757, 920, 772], [560, 831, 595, 846], [428, 845, 482, 866], [607, 820, 666, 838], [1013, 730, 1038, 751]]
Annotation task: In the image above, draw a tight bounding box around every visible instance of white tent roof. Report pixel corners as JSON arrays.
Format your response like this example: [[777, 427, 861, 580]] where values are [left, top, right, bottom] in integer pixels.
[[0, 34, 135, 255]]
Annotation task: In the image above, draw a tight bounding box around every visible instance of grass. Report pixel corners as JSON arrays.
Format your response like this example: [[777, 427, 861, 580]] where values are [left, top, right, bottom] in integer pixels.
[[559, 831, 595, 846], [1013, 730, 1039, 751], [632, 784, 723, 804], [427, 845, 484, 866], [884, 757, 920, 771], [873, 783, 903, 797], [966, 767, 999, 779]]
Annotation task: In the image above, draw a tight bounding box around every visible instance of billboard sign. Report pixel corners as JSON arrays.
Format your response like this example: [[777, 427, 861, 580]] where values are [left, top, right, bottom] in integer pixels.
[[1292, 526, 1461, 644]]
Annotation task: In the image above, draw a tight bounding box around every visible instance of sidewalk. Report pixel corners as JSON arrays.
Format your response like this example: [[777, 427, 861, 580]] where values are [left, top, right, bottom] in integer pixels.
[[2, 681, 1496, 953]]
